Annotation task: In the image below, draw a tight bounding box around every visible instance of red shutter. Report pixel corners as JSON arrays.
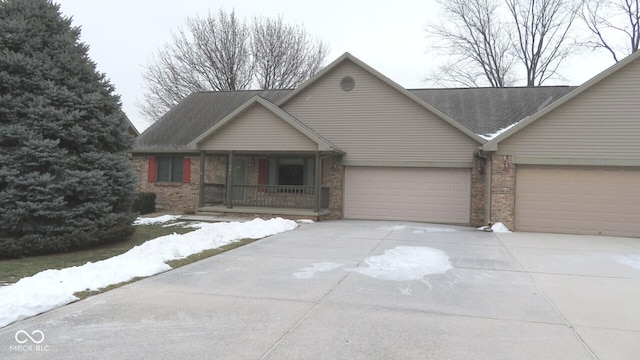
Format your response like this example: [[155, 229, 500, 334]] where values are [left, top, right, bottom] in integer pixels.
[[148, 157, 156, 182], [258, 159, 268, 185], [258, 159, 268, 192], [182, 157, 191, 183]]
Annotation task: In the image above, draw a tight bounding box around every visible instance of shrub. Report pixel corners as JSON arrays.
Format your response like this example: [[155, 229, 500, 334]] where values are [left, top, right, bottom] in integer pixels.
[[132, 192, 157, 215]]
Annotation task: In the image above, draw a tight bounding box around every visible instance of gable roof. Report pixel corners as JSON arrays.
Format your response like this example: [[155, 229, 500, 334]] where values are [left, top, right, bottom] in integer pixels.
[[276, 52, 488, 144], [409, 86, 576, 137], [133, 89, 290, 151], [483, 50, 640, 151], [186, 96, 344, 153]]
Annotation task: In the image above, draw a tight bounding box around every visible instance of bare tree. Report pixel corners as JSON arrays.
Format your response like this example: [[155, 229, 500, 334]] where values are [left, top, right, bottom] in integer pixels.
[[426, 0, 514, 87], [140, 10, 329, 122], [252, 16, 328, 89], [425, 0, 580, 87], [506, 0, 580, 86], [580, 0, 640, 62]]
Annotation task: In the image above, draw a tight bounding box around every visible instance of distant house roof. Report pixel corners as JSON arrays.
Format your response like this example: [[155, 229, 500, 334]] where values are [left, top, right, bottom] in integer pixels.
[[409, 86, 576, 138], [132, 85, 577, 152]]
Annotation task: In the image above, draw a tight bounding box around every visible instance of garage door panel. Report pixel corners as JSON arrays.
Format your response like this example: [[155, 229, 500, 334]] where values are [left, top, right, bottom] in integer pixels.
[[344, 167, 470, 224], [516, 166, 640, 237]]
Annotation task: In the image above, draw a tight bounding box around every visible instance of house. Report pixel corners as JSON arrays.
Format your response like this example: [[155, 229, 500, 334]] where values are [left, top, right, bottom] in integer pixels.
[[131, 51, 640, 238]]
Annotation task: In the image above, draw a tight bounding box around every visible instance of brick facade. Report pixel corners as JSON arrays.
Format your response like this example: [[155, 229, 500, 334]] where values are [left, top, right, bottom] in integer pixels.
[[132, 154, 200, 214], [490, 154, 516, 229], [132, 154, 345, 220]]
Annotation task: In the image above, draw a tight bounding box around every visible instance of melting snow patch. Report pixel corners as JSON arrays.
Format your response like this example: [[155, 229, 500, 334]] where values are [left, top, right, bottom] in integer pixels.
[[479, 121, 521, 140], [294, 262, 343, 279], [133, 214, 180, 225], [350, 246, 452, 281], [0, 218, 297, 329], [379, 225, 458, 233], [613, 254, 640, 270], [297, 219, 315, 224]]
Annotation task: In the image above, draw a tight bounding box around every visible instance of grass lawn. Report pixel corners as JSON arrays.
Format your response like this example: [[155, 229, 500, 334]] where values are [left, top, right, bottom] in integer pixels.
[[0, 221, 256, 293]]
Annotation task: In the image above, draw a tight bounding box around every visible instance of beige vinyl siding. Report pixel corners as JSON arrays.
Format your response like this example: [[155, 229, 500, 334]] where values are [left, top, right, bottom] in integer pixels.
[[200, 103, 317, 152], [499, 58, 640, 164], [282, 60, 478, 165]]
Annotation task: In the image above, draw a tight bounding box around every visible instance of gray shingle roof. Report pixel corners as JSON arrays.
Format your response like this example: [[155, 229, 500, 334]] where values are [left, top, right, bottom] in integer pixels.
[[133, 86, 577, 151], [133, 89, 291, 151], [409, 86, 576, 137]]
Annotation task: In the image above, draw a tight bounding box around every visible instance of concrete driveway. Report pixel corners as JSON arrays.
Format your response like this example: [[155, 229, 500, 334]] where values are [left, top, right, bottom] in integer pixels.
[[1, 220, 639, 359]]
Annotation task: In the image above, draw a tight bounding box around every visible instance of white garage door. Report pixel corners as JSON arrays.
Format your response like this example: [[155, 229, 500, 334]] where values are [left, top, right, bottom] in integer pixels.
[[344, 167, 470, 224], [516, 166, 640, 237]]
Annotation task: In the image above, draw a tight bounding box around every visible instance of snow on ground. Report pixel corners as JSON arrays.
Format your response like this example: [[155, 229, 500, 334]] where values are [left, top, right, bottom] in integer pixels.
[[478, 222, 512, 233], [350, 246, 452, 281], [0, 217, 297, 329], [133, 214, 180, 225], [297, 219, 315, 224]]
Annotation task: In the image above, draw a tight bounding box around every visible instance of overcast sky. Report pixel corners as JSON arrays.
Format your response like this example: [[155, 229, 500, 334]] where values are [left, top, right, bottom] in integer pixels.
[[55, 0, 615, 133]]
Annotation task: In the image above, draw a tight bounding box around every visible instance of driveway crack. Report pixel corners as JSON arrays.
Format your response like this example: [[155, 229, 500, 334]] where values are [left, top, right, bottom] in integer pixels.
[[258, 271, 353, 359], [493, 233, 600, 360]]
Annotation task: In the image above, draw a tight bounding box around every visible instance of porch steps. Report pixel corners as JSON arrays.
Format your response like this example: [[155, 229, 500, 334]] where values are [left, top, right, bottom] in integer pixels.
[[189, 206, 328, 222], [180, 212, 251, 223]]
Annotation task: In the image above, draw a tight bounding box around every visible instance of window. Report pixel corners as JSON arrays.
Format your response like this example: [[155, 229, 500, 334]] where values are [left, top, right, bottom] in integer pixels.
[[278, 159, 305, 185], [157, 156, 184, 183], [267, 158, 315, 187]]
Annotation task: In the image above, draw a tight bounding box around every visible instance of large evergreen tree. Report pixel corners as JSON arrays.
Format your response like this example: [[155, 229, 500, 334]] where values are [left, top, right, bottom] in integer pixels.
[[0, 0, 136, 257]]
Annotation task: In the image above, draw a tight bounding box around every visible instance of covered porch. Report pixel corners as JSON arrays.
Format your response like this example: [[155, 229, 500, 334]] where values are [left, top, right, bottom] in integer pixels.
[[186, 95, 345, 220], [196, 150, 340, 219]]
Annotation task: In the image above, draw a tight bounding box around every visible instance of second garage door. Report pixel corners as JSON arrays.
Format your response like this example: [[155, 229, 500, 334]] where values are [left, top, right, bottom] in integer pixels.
[[515, 166, 640, 237], [344, 167, 470, 224]]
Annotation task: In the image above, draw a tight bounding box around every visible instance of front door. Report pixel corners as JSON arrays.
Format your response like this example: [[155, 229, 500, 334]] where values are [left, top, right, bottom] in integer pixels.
[[232, 158, 247, 203]]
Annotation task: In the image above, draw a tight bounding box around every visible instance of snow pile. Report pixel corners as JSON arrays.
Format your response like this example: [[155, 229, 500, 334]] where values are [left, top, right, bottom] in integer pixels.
[[133, 214, 180, 225], [478, 222, 512, 233], [351, 246, 452, 281], [0, 218, 297, 328]]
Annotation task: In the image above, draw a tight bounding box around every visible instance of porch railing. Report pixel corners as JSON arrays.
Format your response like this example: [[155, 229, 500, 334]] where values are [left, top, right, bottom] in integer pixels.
[[203, 184, 329, 210]]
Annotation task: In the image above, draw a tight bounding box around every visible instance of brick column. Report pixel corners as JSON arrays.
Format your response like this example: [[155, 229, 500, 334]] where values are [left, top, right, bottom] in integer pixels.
[[490, 154, 516, 229], [320, 156, 344, 220], [470, 157, 487, 226]]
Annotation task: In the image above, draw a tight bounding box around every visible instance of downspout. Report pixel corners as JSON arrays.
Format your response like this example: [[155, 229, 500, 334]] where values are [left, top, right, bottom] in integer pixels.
[[226, 151, 234, 209], [485, 152, 493, 226], [313, 151, 321, 213], [199, 151, 205, 207]]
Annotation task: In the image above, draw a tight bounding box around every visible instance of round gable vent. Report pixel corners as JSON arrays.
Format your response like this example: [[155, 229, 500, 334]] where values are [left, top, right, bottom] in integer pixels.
[[340, 76, 355, 91]]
